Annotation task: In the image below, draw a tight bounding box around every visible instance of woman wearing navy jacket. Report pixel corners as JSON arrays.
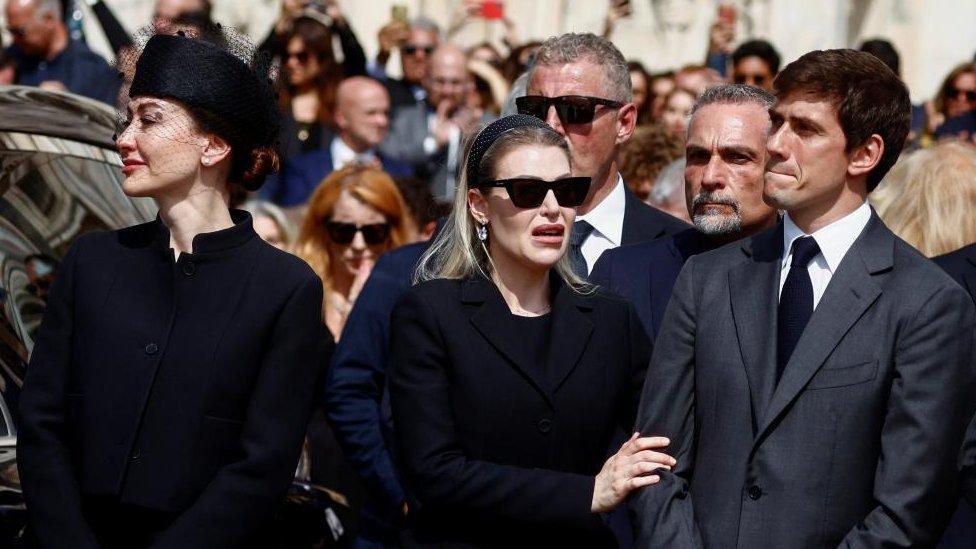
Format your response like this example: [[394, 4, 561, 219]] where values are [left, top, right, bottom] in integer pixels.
[[389, 115, 675, 547], [17, 30, 332, 548]]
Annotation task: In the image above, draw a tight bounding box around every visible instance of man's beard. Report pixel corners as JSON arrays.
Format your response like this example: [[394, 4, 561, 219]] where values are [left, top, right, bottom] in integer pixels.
[[691, 191, 742, 236]]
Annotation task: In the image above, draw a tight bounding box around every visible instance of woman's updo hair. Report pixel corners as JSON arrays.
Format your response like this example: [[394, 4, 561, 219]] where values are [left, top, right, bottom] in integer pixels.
[[126, 26, 282, 192]]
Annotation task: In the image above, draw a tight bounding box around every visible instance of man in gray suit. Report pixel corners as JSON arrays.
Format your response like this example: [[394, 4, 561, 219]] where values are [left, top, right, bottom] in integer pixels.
[[630, 49, 976, 548], [380, 43, 483, 202]]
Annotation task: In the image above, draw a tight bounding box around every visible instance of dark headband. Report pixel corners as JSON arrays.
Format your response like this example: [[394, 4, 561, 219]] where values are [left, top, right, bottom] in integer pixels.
[[129, 33, 279, 149], [465, 114, 553, 185]]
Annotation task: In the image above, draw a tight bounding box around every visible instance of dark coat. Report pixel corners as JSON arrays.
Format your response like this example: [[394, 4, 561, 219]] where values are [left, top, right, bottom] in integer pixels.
[[389, 274, 650, 547], [631, 214, 976, 548], [17, 211, 333, 548], [619, 187, 690, 246], [591, 228, 711, 340]]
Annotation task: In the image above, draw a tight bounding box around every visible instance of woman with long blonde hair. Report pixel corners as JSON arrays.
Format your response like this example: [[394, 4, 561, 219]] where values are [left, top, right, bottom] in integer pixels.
[[872, 141, 976, 257], [295, 164, 411, 338]]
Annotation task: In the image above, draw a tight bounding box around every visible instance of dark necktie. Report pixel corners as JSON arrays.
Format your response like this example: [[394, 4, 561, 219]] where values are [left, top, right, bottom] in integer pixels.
[[568, 220, 594, 278], [776, 236, 821, 383]]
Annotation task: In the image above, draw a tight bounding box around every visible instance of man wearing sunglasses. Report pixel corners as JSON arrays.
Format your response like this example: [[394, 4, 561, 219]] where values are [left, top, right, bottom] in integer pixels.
[[522, 33, 689, 277], [371, 17, 440, 110], [4, 0, 120, 106]]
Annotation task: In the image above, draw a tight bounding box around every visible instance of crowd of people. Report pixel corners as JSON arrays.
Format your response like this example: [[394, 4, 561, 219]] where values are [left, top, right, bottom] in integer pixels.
[[6, 0, 976, 548]]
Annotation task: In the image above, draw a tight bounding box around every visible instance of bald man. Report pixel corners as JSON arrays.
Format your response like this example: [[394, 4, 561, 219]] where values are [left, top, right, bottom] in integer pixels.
[[4, 0, 120, 104], [267, 77, 414, 207], [381, 43, 492, 201]]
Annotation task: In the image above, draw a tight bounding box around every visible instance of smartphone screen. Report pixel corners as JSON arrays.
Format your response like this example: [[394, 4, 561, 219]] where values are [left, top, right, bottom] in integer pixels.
[[392, 4, 408, 24], [479, 1, 504, 20]]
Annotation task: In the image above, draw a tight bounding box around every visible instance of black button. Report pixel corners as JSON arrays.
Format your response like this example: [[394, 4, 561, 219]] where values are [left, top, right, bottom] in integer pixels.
[[130, 449, 141, 460], [747, 485, 762, 500], [182, 261, 196, 276], [537, 418, 552, 434], [145, 343, 158, 355]]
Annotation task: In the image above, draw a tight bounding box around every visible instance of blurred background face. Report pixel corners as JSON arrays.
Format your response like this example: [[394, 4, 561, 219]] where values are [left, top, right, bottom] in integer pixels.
[[650, 75, 676, 120], [426, 47, 470, 108], [662, 89, 695, 139], [116, 97, 208, 198], [630, 70, 649, 113], [336, 80, 391, 150], [471, 144, 575, 275], [947, 71, 976, 118], [326, 190, 391, 280], [732, 56, 775, 91], [527, 60, 629, 198], [402, 27, 438, 84], [253, 215, 286, 250], [153, 0, 206, 30], [285, 36, 321, 87], [5, 0, 55, 56], [684, 102, 775, 237]]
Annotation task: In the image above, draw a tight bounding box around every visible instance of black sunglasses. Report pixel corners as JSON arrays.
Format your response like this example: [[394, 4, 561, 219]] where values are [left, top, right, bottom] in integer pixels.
[[480, 176, 591, 208], [325, 221, 391, 245], [403, 44, 434, 56], [6, 26, 27, 38], [516, 95, 624, 125], [948, 87, 976, 102]]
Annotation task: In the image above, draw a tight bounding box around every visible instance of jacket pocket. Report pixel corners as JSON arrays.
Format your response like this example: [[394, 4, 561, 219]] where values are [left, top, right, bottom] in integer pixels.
[[807, 360, 878, 390]]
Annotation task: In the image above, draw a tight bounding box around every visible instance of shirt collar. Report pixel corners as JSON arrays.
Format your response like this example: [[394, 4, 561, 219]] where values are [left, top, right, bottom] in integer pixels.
[[331, 136, 376, 169], [153, 209, 256, 256], [782, 201, 872, 272], [577, 173, 625, 246]]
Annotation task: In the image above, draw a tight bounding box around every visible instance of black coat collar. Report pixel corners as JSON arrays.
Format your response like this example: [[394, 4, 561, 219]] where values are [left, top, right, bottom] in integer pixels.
[[151, 209, 256, 255]]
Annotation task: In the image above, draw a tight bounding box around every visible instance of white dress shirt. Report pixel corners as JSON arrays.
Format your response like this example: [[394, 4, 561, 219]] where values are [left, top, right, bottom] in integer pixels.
[[779, 201, 872, 308], [577, 174, 626, 274], [331, 136, 377, 171]]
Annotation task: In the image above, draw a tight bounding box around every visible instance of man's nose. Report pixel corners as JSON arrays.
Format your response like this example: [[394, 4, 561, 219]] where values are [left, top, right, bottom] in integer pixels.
[[545, 105, 565, 136]]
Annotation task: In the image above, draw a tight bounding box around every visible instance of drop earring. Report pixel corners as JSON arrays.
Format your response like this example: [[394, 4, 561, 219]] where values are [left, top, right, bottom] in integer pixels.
[[477, 221, 488, 242]]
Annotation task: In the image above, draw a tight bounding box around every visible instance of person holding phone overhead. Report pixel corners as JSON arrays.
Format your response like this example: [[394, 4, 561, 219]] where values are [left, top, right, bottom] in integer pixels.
[[389, 115, 673, 547]]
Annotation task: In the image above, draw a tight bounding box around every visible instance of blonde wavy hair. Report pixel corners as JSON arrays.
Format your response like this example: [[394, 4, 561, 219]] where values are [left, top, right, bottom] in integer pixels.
[[295, 164, 412, 312], [415, 125, 589, 291], [871, 141, 976, 257]]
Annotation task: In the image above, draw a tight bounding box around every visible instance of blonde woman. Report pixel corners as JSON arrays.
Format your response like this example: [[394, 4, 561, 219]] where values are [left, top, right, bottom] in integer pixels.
[[388, 115, 673, 547], [872, 141, 976, 257], [294, 164, 412, 338]]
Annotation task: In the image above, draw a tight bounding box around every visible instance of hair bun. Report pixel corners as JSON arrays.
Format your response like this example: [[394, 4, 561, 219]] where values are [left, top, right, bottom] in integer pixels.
[[240, 146, 281, 191]]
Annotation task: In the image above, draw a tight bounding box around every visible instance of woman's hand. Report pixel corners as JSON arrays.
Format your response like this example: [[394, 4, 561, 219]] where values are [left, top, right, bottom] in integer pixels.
[[591, 432, 675, 513]]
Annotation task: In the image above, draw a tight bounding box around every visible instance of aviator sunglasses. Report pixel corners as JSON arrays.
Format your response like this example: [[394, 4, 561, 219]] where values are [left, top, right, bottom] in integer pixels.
[[516, 95, 624, 125], [480, 176, 591, 209], [325, 221, 391, 245]]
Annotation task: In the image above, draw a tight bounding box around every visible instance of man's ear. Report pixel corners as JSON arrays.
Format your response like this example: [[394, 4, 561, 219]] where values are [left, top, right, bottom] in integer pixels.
[[616, 102, 638, 145], [847, 134, 884, 179], [468, 187, 489, 224], [201, 133, 232, 167]]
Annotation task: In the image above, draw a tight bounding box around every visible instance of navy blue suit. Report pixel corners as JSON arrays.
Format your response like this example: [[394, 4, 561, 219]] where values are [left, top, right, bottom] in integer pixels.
[[323, 242, 426, 540], [590, 228, 712, 341], [933, 243, 976, 549], [261, 145, 415, 207]]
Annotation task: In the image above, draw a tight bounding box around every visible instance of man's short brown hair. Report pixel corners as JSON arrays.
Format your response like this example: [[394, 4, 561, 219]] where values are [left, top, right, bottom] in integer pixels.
[[773, 49, 910, 192]]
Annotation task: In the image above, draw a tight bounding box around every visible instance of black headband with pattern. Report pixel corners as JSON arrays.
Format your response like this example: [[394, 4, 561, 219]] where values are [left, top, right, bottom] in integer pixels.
[[465, 114, 553, 186]]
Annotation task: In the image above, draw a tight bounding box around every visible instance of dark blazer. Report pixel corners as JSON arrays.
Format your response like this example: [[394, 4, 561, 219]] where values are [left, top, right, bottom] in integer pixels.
[[17, 211, 333, 548], [620, 187, 691, 247], [591, 228, 710, 340], [267, 145, 415, 207], [630, 213, 976, 548], [383, 77, 422, 110], [324, 242, 426, 522], [389, 275, 650, 547], [933, 243, 976, 549]]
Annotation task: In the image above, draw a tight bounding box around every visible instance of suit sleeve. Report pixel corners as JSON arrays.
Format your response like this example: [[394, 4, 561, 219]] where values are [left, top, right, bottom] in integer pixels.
[[324, 268, 407, 514], [152, 274, 333, 548], [839, 284, 976, 548], [17, 237, 101, 548], [619, 301, 651, 433], [961, 413, 976, 509], [628, 256, 703, 549], [389, 289, 597, 525]]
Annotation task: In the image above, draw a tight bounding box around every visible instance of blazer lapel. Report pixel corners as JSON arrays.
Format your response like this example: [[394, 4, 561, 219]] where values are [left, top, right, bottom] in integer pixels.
[[962, 254, 976, 297], [546, 278, 595, 394], [465, 277, 553, 405], [755, 214, 890, 442], [728, 225, 783, 426]]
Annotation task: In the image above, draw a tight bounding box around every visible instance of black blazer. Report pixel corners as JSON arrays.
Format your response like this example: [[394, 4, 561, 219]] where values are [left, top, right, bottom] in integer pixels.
[[18, 211, 333, 548], [630, 214, 976, 548], [389, 275, 650, 547], [620, 186, 690, 246]]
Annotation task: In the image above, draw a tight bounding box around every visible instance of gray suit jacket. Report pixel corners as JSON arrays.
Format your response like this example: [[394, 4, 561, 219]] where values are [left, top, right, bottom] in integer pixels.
[[630, 212, 976, 548]]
